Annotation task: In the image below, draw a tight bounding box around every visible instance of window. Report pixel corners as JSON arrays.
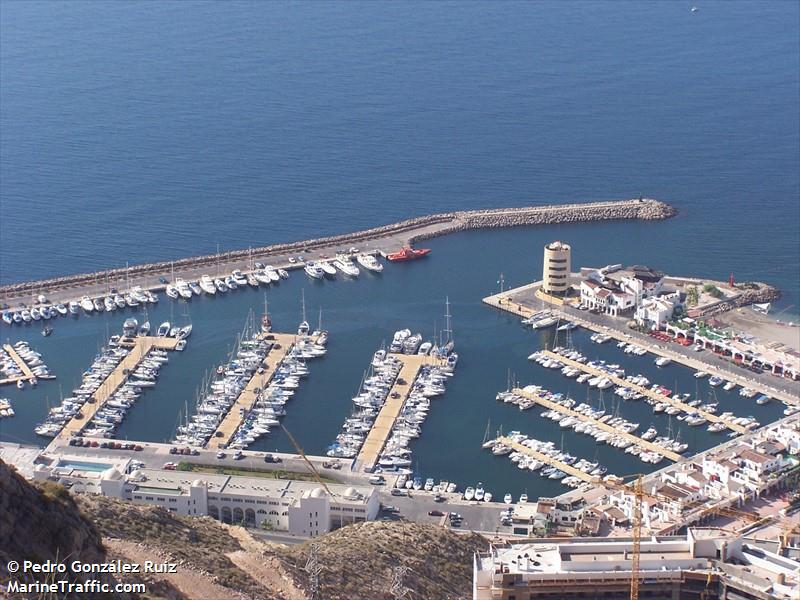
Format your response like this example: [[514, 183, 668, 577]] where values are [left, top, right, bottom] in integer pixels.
[[169, 499, 177, 503], [157, 497, 166, 502], [145, 496, 154, 501], [548, 258, 567, 264], [133, 495, 142, 500]]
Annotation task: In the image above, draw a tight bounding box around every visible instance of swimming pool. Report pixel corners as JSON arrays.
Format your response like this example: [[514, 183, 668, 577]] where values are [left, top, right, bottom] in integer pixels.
[[56, 460, 113, 472]]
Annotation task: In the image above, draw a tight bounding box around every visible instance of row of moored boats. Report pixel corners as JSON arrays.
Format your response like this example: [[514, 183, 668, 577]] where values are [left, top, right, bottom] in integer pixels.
[[2, 341, 52, 389], [302, 253, 383, 280]]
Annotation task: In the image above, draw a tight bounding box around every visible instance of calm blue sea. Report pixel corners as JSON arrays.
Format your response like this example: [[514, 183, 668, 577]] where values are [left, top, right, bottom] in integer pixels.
[[1, 1, 798, 498]]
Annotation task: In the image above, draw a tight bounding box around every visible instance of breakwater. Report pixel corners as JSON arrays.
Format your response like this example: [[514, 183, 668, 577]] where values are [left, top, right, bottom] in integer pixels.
[[0, 198, 675, 300]]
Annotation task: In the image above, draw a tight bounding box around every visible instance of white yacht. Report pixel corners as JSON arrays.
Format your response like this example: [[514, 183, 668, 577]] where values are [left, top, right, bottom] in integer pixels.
[[156, 322, 171, 337], [655, 357, 671, 367], [503, 493, 513, 504], [319, 262, 338, 277], [332, 257, 360, 277], [231, 270, 248, 286], [68, 301, 80, 314], [214, 278, 228, 293], [474, 483, 485, 501], [165, 284, 179, 299], [463, 486, 475, 501], [254, 270, 272, 285], [356, 253, 383, 272], [263, 266, 281, 282], [174, 279, 193, 299], [199, 275, 217, 294], [304, 262, 325, 279], [80, 296, 94, 312]]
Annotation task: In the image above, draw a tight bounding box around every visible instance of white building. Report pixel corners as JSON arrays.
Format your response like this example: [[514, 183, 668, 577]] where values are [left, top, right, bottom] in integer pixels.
[[33, 460, 379, 537], [635, 294, 680, 330], [580, 265, 669, 318], [473, 529, 800, 600]]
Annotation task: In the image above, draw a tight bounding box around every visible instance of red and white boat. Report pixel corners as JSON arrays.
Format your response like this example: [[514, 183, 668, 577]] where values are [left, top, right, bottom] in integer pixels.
[[386, 246, 431, 262]]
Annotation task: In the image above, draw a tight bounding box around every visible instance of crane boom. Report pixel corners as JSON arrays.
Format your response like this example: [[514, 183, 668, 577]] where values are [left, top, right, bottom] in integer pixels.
[[280, 424, 336, 499], [630, 475, 643, 600]]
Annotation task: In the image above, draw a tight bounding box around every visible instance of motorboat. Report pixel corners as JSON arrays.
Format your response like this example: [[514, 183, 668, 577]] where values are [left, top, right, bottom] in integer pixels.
[[474, 483, 485, 501], [655, 357, 671, 367], [386, 246, 431, 262], [165, 285, 180, 299], [156, 322, 171, 337], [31, 307, 42, 320], [80, 296, 94, 312], [319, 262, 338, 277], [138, 321, 151, 336], [503, 493, 513, 505], [277, 269, 289, 280], [174, 279, 193, 299], [104, 297, 116, 311], [55, 304, 68, 316], [332, 257, 360, 277], [177, 324, 193, 340], [231, 270, 248, 286], [246, 274, 260, 288], [356, 253, 383, 272], [254, 270, 272, 285], [92, 298, 105, 312], [708, 376, 724, 387], [304, 262, 325, 279], [199, 275, 217, 294], [263, 266, 281, 282], [123, 318, 138, 337], [463, 486, 475, 501], [188, 281, 203, 296], [68, 301, 80, 315], [224, 276, 238, 290], [214, 279, 228, 293]]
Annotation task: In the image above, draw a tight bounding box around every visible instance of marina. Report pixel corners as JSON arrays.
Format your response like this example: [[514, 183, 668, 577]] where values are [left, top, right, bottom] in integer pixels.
[[490, 435, 601, 485], [539, 349, 750, 435], [58, 335, 180, 439], [503, 386, 683, 462], [355, 353, 443, 471], [1, 342, 54, 387]]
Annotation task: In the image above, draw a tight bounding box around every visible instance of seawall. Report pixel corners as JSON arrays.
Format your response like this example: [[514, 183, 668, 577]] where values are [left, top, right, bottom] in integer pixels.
[[0, 198, 676, 299]]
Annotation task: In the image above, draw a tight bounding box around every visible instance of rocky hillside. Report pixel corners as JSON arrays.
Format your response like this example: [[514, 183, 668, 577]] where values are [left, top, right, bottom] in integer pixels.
[[0, 460, 112, 599], [1, 460, 485, 599]]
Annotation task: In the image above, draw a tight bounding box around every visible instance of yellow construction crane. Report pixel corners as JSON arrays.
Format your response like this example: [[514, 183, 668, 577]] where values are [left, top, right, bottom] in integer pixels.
[[629, 475, 644, 600], [280, 423, 336, 499]]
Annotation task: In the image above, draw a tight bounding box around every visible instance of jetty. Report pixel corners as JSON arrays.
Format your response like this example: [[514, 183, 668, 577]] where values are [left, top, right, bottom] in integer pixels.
[[541, 350, 749, 435], [512, 387, 682, 461], [355, 353, 443, 470], [60, 336, 178, 438], [1, 344, 54, 386], [494, 436, 601, 484], [0, 199, 675, 309], [483, 289, 799, 407], [208, 332, 299, 449]]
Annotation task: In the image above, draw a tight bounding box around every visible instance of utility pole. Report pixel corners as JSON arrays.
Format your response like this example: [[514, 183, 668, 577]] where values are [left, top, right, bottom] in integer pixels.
[[390, 565, 411, 600], [305, 544, 323, 600]]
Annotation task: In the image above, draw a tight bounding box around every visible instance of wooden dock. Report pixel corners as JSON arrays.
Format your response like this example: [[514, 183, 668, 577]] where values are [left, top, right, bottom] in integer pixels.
[[512, 387, 682, 461], [1, 344, 55, 386], [494, 436, 601, 484], [208, 333, 298, 449], [541, 350, 749, 434], [355, 353, 442, 470], [60, 336, 178, 438]]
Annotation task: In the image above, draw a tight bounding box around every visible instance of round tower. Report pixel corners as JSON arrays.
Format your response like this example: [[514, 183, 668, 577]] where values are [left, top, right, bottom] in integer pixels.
[[542, 241, 571, 295]]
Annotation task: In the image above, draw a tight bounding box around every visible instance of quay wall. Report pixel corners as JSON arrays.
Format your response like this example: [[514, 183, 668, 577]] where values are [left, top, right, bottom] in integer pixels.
[[0, 198, 675, 297]]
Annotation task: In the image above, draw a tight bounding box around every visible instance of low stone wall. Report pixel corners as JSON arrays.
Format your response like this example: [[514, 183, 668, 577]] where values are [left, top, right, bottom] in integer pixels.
[[697, 283, 781, 317], [0, 198, 675, 297]]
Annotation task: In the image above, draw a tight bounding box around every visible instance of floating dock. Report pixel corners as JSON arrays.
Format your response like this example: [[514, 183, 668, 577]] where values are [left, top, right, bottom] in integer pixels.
[[541, 350, 749, 435], [0, 344, 54, 386], [512, 387, 682, 462], [483, 288, 799, 408], [494, 435, 601, 484], [355, 353, 442, 471], [60, 336, 178, 438], [208, 332, 298, 449]]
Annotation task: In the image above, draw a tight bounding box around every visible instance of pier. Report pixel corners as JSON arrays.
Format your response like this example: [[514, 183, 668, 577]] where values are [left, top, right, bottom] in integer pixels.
[[511, 387, 682, 461], [207, 333, 298, 449], [1, 344, 51, 386], [494, 436, 601, 484], [355, 353, 442, 470], [483, 289, 799, 408], [1, 199, 675, 309], [60, 336, 178, 438], [540, 350, 749, 435]]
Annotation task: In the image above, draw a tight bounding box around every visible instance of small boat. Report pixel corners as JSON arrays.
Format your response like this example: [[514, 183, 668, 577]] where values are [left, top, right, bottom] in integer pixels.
[[122, 317, 138, 337], [214, 279, 228, 293], [55, 303, 68, 316], [41, 326, 53, 337], [165, 285, 180, 299], [224, 276, 238, 290], [755, 394, 770, 405], [386, 246, 431, 262], [463, 486, 475, 501], [723, 381, 736, 391], [519, 493, 528, 503], [156, 321, 171, 337], [199, 275, 216, 294], [503, 493, 513, 504], [484, 492, 493, 503], [30, 307, 42, 321], [694, 371, 708, 379], [246, 274, 260, 288], [474, 483, 485, 501], [177, 324, 193, 340], [1, 311, 12, 325], [188, 281, 203, 296], [80, 296, 94, 312], [332, 257, 360, 277], [277, 269, 289, 280], [68, 301, 80, 315], [655, 357, 671, 367], [708, 376, 724, 387], [138, 321, 151, 336], [92, 298, 105, 312]]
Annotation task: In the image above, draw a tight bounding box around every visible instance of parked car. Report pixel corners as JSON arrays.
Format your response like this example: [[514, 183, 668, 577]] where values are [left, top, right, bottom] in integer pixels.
[[428, 510, 445, 517], [216, 451, 226, 459]]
